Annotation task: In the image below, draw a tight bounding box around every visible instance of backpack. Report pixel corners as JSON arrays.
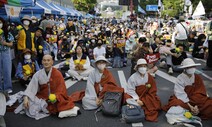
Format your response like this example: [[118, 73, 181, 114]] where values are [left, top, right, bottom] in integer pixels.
[[121, 104, 144, 123], [101, 92, 123, 116]]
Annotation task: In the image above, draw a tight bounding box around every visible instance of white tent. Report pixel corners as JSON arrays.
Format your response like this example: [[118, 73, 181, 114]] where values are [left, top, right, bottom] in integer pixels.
[[192, 1, 205, 18]]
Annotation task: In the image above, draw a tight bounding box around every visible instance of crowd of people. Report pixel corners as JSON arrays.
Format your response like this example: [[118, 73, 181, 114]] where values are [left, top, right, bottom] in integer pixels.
[[0, 13, 212, 126]]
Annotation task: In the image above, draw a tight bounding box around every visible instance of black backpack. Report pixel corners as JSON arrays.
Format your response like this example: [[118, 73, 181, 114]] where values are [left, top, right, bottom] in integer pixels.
[[102, 91, 123, 116], [121, 104, 145, 123]]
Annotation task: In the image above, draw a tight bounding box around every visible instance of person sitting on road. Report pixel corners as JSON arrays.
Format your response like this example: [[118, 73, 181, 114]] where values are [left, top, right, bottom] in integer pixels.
[[163, 58, 212, 120], [15, 55, 79, 119], [15, 48, 40, 87], [125, 59, 161, 122], [67, 45, 94, 81], [192, 34, 207, 59], [93, 38, 106, 60], [70, 56, 124, 110]]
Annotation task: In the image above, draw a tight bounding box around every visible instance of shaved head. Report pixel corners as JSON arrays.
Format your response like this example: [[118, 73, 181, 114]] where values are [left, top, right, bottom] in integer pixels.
[[42, 54, 54, 71], [43, 54, 53, 60]]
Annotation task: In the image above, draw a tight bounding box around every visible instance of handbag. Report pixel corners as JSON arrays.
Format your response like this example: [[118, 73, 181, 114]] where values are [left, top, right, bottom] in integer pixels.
[[121, 104, 144, 123]]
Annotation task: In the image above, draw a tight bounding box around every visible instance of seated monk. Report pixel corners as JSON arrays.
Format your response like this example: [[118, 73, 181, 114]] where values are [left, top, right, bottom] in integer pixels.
[[15, 55, 79, 119], [125, 59, 161, 122], [67, 45, 94, 81], [70, 56, 124, 110], [163, 58, 212, 120]]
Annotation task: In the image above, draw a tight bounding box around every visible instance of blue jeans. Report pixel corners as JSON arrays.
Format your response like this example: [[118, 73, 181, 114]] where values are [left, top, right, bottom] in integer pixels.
[[0, 49, 12, 92]]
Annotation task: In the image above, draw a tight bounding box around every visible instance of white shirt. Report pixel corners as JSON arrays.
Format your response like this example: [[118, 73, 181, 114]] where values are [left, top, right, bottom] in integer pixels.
[[175, 22, 188, 40], [93, 46, 106, 59], [174, 73, 195, 103]]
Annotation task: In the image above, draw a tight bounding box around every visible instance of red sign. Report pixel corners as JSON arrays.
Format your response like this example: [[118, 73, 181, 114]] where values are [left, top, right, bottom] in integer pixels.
[[145, 53, 160, 64]]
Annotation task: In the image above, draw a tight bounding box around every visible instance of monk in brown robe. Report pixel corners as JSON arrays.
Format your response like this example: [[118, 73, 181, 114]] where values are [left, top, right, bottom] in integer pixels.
[[70, 56, 124, 110], [163, 58, 212, 120], [21, 55, 76, 117], [125, 59, 161, 122]]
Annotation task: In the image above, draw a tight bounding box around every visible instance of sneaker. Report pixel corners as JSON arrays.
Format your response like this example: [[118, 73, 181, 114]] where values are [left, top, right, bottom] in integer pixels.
[[168, 67, 173, 75], [54, 57, 58, 61], [82, 77, 88, 81], [7, 90, 13, 94], [159, 61, 166, 68]]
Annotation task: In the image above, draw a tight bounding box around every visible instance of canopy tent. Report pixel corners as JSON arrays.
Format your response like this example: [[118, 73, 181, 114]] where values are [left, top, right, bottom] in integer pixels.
[[192, 1, 205, 18], [36, 0, 59, 15], [0, 0, 35, 7], [138, 5, 146, 14], [22, 4, 44, 15], [48, 3, 66, 15], [84, 13, 95, 18], [49, 3, 69, 16], [65, 8, 79, 17]]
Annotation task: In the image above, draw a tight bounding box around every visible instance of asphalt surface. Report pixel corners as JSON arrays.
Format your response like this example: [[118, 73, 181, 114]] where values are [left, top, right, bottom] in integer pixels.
[[4, 58, 212, 127]]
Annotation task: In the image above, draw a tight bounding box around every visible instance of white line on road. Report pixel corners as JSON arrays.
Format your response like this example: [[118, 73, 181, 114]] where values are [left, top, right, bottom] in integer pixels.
[[195, 70, 212, 81], [54, 61, 78, 89], [156, 70, 177, 84], [117, 70, 127, 92]]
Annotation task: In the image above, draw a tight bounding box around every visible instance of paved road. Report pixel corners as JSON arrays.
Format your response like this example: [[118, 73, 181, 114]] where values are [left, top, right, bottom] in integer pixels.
[[4, 58, 212, 127]]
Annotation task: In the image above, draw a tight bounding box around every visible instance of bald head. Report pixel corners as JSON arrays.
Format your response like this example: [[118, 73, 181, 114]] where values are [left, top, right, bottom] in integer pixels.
[[42, 54, 54, 71]]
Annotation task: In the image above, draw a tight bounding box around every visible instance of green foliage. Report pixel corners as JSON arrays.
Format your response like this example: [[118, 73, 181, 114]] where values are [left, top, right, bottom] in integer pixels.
[[71, 0, 97, 12], [161, 0, 184, 17]]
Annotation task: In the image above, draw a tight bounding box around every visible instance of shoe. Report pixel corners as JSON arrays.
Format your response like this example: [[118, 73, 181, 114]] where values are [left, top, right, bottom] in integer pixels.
[[82, 77, 88, 81], [159, 61, 166, 68], [168, 67, 173, 75], [7, 90, 13, 94], [54, 57, 58, 61]]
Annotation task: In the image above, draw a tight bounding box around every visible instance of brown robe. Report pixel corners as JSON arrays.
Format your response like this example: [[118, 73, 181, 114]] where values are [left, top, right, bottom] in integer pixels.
[[70, 69, 124, 102], [163, 74, 212, 120], [36, 68, 75, 114], [125, 74, 161, 122]]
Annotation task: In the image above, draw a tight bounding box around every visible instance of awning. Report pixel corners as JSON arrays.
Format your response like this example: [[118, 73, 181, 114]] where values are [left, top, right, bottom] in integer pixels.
[[49, 3, 68, 15], [0, 0, 35, 7], [36, 0, 59, 14], [22, 4, 44, 15], [48, 3, 66, 15]]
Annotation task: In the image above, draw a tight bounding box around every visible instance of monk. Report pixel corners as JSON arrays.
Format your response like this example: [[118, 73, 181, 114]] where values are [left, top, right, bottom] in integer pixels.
[[163, 58, 212, 120], [125, 59, 161, 122], [15, 55, 78, 119], [70, 56, 124, 110]]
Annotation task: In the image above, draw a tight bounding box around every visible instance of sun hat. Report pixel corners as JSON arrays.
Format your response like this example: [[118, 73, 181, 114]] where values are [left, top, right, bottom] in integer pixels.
[[134, 59, 147, 70], [179, 58, 201, 68], [21, 15, 32, 23], [94, 56, 110, 65]]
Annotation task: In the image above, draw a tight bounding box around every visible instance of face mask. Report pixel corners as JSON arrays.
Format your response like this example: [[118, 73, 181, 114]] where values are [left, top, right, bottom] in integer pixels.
[[91, 40, 95, 43], [24, 54, 31, 60], [97, 63, 106, 71], [97, 43, 102, 47], [138, 67, 147, 74], [23, 20, 30, 26], [186, 68, 196, 75], [0, 23, 3, 29]]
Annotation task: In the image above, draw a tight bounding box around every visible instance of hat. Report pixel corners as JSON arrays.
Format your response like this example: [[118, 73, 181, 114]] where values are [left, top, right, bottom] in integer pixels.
[[36, 27, 44, 33], [134, 59, 147, 70], [179, 16, 185, 21], [94, 56, 110, 65], [179, 58, 201, 68], [31, 16, 37, 20], [22, 48, 32, 55], [21, 15, 32, 23]]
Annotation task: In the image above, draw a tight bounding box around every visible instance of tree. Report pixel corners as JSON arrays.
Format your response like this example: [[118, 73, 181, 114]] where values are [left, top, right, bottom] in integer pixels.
[[71, 0, 97, 12], [162, 0, 184, 17]]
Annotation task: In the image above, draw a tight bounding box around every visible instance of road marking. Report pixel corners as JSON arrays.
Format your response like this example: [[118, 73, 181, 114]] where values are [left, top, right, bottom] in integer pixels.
[[194, 58, 206, 63], [195, 70, 212, 81], [65, 80, 78, 89], [117, 71, 128, 92], [156, 70, 177, 84], [54, 61, 78, 88]]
